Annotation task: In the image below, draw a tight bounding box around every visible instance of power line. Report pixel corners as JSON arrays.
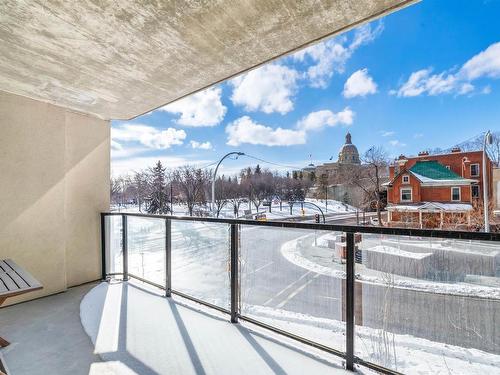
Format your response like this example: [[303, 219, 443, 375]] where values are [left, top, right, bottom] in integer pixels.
[[243, 154, 301, 170]]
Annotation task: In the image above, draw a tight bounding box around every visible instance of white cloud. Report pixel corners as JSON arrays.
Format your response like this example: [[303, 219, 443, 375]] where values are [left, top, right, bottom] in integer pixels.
[[230, 64, 299, 114], [226, 116, 306, 147], [394, 41, 500, 97], [112, 123, 186, 150], [190, 140, 213, 150], [459, 42, 500, 80], [296, 108, 354, 131], [381, 131, 395, 137], [292, 22, 383, 88], [389, 139, 406, 147], [343, 69, 378, 98], [159, 86, 226, 127], [395, 69, 460, 97], [413, 133, 423, 139]]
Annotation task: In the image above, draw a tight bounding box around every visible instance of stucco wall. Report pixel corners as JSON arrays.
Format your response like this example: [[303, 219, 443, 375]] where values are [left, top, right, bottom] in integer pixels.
[[0, 91, 110, 304]]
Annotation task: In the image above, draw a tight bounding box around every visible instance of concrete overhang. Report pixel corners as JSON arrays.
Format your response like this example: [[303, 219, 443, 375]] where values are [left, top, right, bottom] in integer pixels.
[[0, 0, 417, 120]]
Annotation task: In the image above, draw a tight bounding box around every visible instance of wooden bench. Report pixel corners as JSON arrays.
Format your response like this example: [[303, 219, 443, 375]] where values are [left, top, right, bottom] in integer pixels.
[[0, 259, 42, 347]]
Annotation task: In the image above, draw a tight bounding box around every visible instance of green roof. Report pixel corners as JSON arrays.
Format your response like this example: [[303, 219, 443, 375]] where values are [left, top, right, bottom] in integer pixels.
[[409, 160, 463, 180]]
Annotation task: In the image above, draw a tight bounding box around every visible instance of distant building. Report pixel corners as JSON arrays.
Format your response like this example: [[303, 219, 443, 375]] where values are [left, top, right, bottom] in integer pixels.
[[337, 132, 360, 164], [385, 148, 493, 229], [302, 132, 376, 206]]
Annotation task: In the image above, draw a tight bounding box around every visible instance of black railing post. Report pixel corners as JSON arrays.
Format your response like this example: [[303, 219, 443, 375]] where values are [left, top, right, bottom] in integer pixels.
[[165, 218, 172, 297], [230, 223, 239, 323], [345, 231, 355, 371], [101, 213, 106, 280], [122, 214, 129, 281]]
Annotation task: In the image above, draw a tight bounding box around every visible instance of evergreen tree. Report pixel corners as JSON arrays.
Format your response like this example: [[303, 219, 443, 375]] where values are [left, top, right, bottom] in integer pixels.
[[147, 161, 169, 214]]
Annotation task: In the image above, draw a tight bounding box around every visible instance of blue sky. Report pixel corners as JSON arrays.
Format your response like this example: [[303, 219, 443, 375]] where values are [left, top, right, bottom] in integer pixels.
[[111, 0, 500, 177]]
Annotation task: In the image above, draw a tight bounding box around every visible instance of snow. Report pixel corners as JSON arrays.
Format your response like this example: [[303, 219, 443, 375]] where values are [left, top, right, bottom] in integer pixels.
[[80, 282, 350, 375], [282, 235, 500, 299], [81, 282, 500, 375], [111, 198, 355, 221], [246, 305, 500, 375], [369, 245, 432, 260]]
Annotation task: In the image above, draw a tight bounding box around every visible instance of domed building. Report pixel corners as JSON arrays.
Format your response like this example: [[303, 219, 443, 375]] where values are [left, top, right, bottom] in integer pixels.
[[338, 132, 360, 164]]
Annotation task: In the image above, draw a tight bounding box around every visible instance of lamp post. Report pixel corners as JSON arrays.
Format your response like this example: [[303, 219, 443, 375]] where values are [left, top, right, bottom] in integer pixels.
[[212, 152, 244, 214], [483, 131, 492, 232]]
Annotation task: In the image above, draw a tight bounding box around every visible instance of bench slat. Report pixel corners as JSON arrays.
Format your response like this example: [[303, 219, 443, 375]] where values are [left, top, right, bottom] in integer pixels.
[[0, 259, 43, 299], [0, 280, 7, 293], [0, 270, 29, 289], [0, 273, 17, 291], [3, 259, 41, 289]]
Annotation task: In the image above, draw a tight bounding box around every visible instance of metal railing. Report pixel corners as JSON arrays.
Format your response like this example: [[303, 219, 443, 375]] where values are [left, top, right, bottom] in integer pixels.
[[100, 212, 500, 375]]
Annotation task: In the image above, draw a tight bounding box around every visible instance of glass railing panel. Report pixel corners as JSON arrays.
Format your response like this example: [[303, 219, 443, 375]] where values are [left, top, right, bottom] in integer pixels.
[[127, 216, 166, 286], [104, 215, 123, 275], [240, 225, 346, 351], [171, 220, 230, 310], [355, 233, 500, 373]]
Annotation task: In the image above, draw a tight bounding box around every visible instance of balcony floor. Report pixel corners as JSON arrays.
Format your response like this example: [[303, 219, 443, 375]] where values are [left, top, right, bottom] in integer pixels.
[[0, 280, 351, 375]]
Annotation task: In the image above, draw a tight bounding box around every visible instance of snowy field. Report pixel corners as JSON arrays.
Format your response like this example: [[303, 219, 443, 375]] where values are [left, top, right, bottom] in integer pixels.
[[102, 211, 500, 374], [111, 198, 356, 220]]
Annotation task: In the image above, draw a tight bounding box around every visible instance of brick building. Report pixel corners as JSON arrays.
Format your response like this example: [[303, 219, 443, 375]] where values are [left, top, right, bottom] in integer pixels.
[[385, 148, 493, 229]]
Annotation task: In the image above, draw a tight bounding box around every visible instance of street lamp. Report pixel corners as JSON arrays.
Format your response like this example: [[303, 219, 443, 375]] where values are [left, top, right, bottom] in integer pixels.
[[483, 131, 493, 232], [212, 152, 245, 214]]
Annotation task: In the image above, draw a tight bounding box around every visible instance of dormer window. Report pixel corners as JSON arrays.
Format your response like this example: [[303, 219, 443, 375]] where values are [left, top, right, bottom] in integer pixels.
[[402, 174, 409, 184]]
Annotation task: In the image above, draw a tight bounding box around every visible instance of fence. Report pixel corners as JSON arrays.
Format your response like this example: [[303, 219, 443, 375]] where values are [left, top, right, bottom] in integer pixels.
[[101, 212, 500, 374]]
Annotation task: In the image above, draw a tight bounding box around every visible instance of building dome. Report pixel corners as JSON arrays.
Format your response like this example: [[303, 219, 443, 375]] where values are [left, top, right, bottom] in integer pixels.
[[338, 132, 360, 164]]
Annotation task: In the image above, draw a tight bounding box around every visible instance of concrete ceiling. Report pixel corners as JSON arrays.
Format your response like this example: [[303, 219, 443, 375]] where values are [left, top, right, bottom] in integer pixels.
[[0, 0, 416, 120]]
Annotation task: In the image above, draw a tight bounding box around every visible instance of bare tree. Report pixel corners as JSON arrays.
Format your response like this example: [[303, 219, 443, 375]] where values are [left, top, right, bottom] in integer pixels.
[[213, 175, 230, 217], [345, 146, 389, 226], [174, 166, 209, 216]]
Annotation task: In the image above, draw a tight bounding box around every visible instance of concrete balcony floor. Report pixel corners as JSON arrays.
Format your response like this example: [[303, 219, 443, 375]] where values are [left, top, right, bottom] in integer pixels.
[[0, 281, 351, 375]]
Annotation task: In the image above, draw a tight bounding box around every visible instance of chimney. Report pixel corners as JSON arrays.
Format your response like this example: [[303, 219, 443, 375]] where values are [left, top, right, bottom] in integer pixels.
[[397, 154, 407, 169], [462, 157, 471, 178], [418, 150, 429, 156], [451, 147, 461, 153]]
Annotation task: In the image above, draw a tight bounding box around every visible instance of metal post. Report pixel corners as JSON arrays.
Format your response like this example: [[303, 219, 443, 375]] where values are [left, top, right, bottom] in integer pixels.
[[230, 224, 239, 323], [325, 187, 328, 212], [100, 213, 106, 280], [122, 215, 128, 281], [483, 131, 492, 232], [165, 218, 172, 297], [345, 231, 355, 371]]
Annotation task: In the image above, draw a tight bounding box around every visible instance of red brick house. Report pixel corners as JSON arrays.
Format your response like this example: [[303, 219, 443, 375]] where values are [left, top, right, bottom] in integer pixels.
[[385, 148, 493, 229]]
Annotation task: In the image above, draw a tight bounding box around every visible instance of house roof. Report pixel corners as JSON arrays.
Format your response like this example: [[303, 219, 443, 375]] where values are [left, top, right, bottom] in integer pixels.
[[410, 161, 462, 180], [383, 160, 476, 187]]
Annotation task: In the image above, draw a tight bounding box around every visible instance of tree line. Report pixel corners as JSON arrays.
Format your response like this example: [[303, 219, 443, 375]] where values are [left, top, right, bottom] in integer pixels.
[[111, 161, 314, 217]]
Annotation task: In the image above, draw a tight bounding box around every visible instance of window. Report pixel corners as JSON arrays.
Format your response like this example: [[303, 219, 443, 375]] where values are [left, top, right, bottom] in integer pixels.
[[472, 185, 480, 198], [400, 188, 412, 202], [451, 187, 461, 201], [402, 174, 409, 183], [470, 163, 480, 177]]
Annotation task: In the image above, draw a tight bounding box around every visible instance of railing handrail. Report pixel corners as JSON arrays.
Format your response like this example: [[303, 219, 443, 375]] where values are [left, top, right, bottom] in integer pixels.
[[101, 211, 500, 241]]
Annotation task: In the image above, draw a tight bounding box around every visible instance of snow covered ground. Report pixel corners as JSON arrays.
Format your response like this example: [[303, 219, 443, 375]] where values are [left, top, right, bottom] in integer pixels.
[[111, 198, 356, 220]]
